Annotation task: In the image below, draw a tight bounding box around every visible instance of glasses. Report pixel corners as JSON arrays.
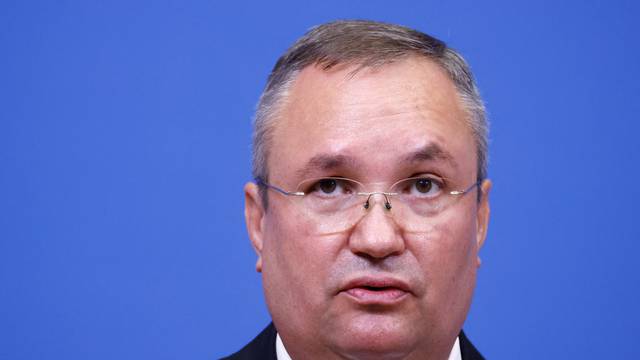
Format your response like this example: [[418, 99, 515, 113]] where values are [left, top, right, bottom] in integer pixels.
[[256, 175, 480, 235]]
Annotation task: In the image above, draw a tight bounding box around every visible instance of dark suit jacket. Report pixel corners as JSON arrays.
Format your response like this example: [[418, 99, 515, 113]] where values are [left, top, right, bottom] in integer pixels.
[[222, 323, 484, 360]]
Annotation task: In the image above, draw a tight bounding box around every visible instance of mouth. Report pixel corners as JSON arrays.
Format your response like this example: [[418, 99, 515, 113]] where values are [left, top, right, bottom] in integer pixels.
[[339, 277, 411, 305]]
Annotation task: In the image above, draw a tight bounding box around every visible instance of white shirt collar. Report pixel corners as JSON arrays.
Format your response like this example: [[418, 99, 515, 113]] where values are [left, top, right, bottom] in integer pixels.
[[276, 332, 462, 360], [275, 333, 291, 360]]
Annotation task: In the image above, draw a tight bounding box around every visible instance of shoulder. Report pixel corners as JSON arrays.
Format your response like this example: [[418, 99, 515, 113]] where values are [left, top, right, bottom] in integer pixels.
[[220, 323, 278, 360]]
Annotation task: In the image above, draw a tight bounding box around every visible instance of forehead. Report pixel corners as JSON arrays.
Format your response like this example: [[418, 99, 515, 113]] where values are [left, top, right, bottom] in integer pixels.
[[269, 57, 476, 184]]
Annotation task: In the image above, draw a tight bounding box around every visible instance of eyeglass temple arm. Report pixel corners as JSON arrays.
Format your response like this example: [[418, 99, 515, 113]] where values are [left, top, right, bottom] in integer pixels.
[[254, 177, 305, 196], [449, 180, 482, 196]]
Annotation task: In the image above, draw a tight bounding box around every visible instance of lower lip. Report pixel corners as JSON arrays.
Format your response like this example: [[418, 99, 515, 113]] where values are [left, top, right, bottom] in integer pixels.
[[343, 287, 408, 305]]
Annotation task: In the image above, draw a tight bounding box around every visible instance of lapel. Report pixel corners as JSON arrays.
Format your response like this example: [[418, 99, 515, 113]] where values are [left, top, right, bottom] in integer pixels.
[[458, 330, 485, 360], [221, 323, 277, 360]]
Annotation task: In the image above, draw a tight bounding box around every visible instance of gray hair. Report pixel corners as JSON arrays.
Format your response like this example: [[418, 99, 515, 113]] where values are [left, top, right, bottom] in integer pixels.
[[252, 20, 488, 191]]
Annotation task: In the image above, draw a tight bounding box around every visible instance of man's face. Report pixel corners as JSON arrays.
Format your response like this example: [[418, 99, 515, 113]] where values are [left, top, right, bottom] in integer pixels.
[[245, 57, 491, 359]]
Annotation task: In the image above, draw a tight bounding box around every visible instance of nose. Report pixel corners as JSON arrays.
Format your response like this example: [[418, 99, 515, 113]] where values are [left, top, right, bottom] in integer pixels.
[[349, 194, 405, 259]]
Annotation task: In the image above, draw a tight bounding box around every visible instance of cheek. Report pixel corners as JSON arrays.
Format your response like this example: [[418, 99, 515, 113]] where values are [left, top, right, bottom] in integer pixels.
[[411, 207, 478, 303], [260, 206, 340, 325], [413, 213, 476, 266]]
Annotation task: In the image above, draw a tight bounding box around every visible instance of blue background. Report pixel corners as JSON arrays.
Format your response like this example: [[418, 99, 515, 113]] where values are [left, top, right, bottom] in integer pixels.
[[2, 1, 639, 359]]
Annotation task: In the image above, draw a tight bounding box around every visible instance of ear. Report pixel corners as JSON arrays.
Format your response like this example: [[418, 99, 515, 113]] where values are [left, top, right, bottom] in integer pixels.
[[475, 179, 492, 268], [244, 182, 266, 273]]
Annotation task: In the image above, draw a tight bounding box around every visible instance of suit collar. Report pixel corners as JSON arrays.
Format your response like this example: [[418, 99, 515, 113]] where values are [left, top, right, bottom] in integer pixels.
[[223, 323, 484, 360]]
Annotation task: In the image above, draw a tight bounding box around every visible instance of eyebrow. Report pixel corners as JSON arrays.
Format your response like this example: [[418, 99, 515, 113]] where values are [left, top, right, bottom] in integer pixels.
[[295, 154, 360, 179], [294, 143, 457, 180], [403, 143, 458, 168]]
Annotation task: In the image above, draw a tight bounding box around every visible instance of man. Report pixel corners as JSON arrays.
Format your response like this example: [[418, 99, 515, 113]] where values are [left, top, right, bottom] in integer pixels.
[[225, 20, 491, 360]]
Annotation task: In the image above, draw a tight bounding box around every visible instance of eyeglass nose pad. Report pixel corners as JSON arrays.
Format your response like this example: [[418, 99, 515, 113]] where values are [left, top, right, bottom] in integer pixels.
[[363, 193, 392, 211]]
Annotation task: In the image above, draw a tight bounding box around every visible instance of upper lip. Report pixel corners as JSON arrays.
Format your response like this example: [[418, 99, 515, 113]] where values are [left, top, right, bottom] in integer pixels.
[[339, 275, 412, 294]]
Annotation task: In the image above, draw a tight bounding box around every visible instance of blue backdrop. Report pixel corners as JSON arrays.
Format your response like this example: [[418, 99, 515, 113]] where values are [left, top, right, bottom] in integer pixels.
[[2, 1, 639, 359]]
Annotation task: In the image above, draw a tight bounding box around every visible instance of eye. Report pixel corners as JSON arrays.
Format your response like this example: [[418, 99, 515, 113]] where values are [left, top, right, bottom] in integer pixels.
[[403, 176, 443, 198], [306, 178, 355, 196], [318, 178, 337, 194], [415, 178, 433, 193]]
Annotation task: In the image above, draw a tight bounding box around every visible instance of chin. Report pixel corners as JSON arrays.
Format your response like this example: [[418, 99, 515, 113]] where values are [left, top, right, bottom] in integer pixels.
[[330, 314, 420, 360]]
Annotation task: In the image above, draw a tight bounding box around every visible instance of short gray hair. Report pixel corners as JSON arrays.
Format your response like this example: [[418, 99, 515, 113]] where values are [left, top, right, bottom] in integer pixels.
[[252, 20, 488, 189]]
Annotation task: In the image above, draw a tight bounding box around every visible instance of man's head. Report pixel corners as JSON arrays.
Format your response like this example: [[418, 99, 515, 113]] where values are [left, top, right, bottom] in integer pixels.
[[244, 20, 491, 359]]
